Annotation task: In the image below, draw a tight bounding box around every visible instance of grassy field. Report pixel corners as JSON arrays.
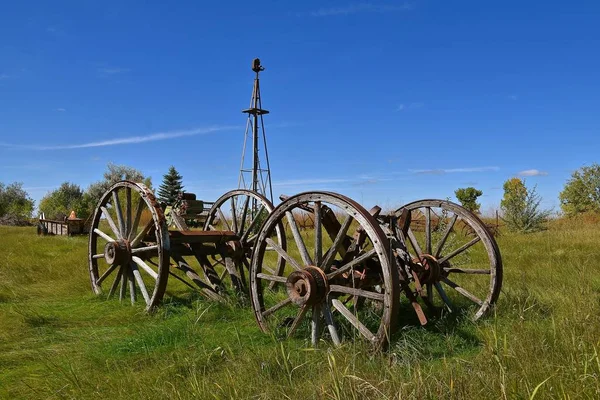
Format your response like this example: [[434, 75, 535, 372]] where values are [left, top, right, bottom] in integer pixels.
[[1, 220, 599, 399]]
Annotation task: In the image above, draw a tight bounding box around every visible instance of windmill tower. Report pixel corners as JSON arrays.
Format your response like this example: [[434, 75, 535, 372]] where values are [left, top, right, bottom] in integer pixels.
[[238, 58, 274, 203]]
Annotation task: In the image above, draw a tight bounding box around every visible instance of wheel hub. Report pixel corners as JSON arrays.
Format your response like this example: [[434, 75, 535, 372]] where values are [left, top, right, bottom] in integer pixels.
[[104, 240, 131, 265], [286, 266, 328, 306], [414, 254, 442, 284]]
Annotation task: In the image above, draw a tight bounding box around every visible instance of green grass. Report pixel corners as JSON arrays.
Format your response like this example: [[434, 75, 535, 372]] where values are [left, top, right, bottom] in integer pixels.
[[1, 223, 599, 399]]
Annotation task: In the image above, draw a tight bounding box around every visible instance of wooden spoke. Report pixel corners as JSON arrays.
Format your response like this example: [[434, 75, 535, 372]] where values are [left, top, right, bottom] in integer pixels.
[[131, 262, 150, 304], [94, 228, 115, 243], [256, 273, 287, 283], [327, 249, 376, 280], [262, 297, 293, 318], [132, 256, 158, 280], [444, 267, 491, 274], [406, 228, 423, 257], [241, 206, 266, 243], [97, 263, 119, 285], [322, 214, 353, 273], [128, 267, 136, 304], [425, 207, 432, 254], [434, 282, 453, 311], [112, 190, 126, 236], [314, 201, 323, 266], [129, 197, 145, 241], [92, 254, 104, 259], [168, 271, 198, 291], [426, 282, 433, 304], [287, 304, 309, 338], [322, 302, 341, 346], [438, 237, 481, 264], [332, 299, 375, 342], [108, 266, 123, 298], [131, 220, 154, 247], [265, 238, 302, 271], [131, 245, 159, 255], [434, 214, 458, 258], [311, 304, 321, 347], [238, 195, 251, 236], [100, 206, 122, 239], [216, 207, 231, 231], [126, 187, 132, 236], [286, 211, 313, 266], [329, 285, 385, 301], [230, 197, 238, 235], [119, 265, 127, 301], [441, 277, 484, 306]]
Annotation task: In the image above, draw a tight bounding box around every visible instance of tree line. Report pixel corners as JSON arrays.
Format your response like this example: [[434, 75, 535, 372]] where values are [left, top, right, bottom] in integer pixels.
[[0, 163, 185, 225], [1, 163, 600, 230], [453, 163, 600, 233]]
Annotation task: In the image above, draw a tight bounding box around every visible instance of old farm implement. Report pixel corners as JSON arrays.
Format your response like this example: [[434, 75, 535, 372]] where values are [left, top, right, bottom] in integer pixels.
[[88, 181, 285, 308], [88, 183, 502, 349]]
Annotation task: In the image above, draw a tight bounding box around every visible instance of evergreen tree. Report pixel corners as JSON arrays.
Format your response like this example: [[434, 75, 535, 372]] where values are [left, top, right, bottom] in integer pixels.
[[157, 166, 184, 205]]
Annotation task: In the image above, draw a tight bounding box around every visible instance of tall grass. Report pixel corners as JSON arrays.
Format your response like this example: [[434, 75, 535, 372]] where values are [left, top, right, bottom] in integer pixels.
[[1, 221, 599, 399]]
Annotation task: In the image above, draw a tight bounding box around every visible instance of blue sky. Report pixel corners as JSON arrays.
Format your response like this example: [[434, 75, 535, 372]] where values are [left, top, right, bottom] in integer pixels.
[[1, 1, 599, 214]]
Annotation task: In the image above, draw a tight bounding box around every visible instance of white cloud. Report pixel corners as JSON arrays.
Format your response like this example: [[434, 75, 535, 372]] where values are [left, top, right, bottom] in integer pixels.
[[396, 102, 423, 112], [518, 169, 548, 177], [410, 166, 500, 175], [0, 125, 241, 150], [308, 2, 412, 17], [98, 67, 131, 75]]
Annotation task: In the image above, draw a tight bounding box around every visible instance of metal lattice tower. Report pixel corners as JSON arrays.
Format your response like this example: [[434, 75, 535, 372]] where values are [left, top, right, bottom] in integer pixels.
[[238, 58, 274, 203]]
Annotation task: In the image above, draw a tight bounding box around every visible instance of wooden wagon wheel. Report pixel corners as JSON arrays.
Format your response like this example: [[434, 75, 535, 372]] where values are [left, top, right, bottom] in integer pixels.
[[249, 192, 399, 349], [395, 199, 502, 321], [88, 181, 170, 311], [204, 189, 286, 291]]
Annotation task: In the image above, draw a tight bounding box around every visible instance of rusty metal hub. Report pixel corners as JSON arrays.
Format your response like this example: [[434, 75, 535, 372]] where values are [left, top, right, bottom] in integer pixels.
[[286, 266, 328, 306], [104, 240, 131, 266], [413, 254, 442, 284]]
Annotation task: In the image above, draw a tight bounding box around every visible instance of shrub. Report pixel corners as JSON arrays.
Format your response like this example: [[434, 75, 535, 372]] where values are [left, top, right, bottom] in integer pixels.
[[500, 178, 550, 233]]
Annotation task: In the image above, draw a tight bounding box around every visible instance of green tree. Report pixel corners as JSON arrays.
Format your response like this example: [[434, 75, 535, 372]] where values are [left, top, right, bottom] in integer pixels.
[[454, 187, 483, 213], [82, 163, 152, 216], [157, 166, 184, 205], [559, 163, 600, 216], [0, 182, 35, 223], [501, 177, 550, 233], [38, 182, 86, 220]]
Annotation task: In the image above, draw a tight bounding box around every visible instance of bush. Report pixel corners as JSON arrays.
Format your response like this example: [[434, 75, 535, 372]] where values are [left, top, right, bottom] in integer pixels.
[[559, 163, 600, 216], [38, 182, 86, 220], [500, 178, 550, 233], [454, 187, 483, 213], [0, 182, 35, 225]]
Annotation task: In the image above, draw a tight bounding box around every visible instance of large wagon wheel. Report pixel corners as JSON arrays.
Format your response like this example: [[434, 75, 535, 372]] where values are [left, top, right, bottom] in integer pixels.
[[204, 189, 286, 291], [88, 181, 170, 311], [250, 192, 399, 349], [395, 199, 502, 321]]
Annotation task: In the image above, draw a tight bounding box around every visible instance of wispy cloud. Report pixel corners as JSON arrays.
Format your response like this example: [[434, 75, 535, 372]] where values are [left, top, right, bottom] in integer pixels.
[[0, 125, 240, 150], [0, 73, 9, 80], [410, 166, 500, 175], [396, 102, 424, 112], [306, 2, 412, 17], [518, 169, 548, 177], [56, 108, 66, 112], [98, 67, 131, 75], [508, 94, 518, 101]]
